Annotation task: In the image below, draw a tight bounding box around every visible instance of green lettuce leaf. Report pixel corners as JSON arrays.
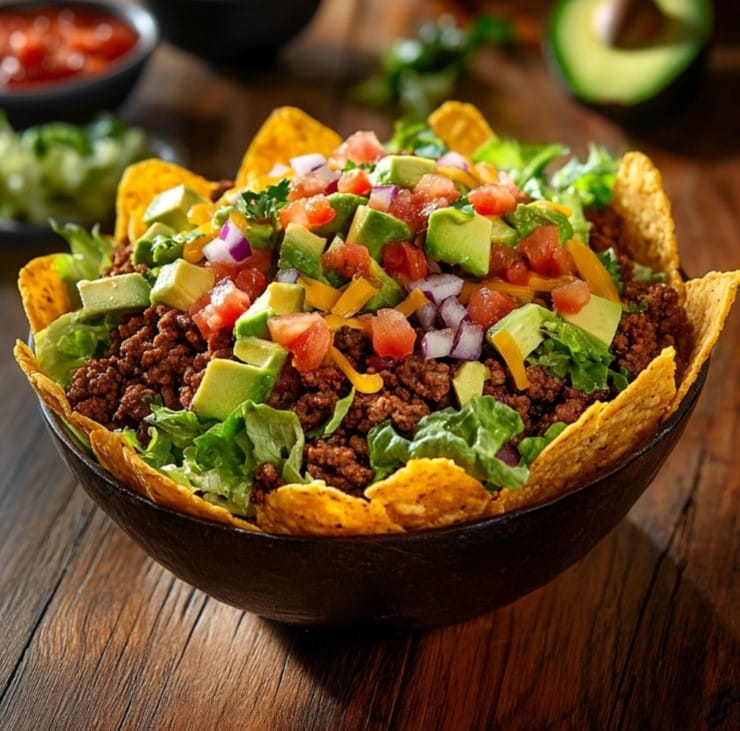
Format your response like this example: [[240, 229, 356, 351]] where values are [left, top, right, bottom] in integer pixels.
[[517, 422, 567, 467], [307, 388, 356, 439]]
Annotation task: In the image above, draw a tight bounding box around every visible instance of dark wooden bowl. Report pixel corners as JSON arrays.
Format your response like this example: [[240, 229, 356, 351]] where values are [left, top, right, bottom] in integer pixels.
[[0, 0, 159, 128], [41, 362, 707, 629]]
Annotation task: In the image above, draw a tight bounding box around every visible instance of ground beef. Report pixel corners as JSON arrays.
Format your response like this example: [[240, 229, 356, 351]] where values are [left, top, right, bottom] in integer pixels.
[[66, 305, 226, 437], [304, 431, 374, 496]]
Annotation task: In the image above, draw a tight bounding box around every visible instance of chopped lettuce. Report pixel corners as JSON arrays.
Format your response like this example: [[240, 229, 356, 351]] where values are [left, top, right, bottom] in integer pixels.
[[386, 117, 447, 158], [307, 388, 356, 439], [368, 395, 529, 490], [34, 310, 113, 388], [517, 422, 567, 466], [549, 144, 618, 210]]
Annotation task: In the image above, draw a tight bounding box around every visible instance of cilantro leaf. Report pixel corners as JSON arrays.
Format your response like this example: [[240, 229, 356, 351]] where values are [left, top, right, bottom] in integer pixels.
[[238, 179, 290, 222]]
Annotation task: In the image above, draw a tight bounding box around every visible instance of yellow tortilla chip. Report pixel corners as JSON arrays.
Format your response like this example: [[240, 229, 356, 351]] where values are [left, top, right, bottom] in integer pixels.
[[114, 159, 215, 243], [90, 428, 258, 531], [428, 100, 496, 157], [612, 152, 682, 289], [17, 254, 72, 334], [234, 106, 343, 192], [365, 458, 491, 531], [494, 348, 677, 513], [674, 270, 740, 411], [257, 482, 402, 536]]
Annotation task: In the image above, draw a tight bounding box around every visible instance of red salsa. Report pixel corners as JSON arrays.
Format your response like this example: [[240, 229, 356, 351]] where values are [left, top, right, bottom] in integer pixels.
[[0, 6, 138, 89]]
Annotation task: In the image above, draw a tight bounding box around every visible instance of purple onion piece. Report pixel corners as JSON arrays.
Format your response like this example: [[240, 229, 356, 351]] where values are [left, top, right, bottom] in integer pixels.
[[436, 150, 470, 171], [368, 184, 398, 211], [421, 328, 455, 360], [276, 268, 300, 283], [496, 443, 519, 467], [438, 296, 469, 331], [290, 152, 327, 176], [409, 272, 464, 304], [450, 321, 484, 361], [313, 164, 340, 187], [416, 301, 438, 331], [203, 218, 252, 263]]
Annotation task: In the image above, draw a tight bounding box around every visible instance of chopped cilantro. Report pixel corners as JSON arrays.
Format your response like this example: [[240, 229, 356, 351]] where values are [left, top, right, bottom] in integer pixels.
[[238, 179, 290, 222]]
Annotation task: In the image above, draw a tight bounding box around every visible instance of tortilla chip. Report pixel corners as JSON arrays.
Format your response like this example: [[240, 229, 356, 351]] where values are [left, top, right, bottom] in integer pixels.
[[90, 428, 258, 531], [364, 458, 491, 531], [234, 107, 343, 192], [612, 152, 682, 289], [257, 482, 402, 536], [114, 159, 215, 243], [428, 101, 496, 157], [494, 348, 677, 513], [18, 254, 72, 334], [674, 270, 740, 411]]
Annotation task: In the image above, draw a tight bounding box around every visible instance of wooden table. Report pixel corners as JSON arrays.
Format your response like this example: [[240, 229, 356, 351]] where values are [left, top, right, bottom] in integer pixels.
[[1, 1, 738, 728]]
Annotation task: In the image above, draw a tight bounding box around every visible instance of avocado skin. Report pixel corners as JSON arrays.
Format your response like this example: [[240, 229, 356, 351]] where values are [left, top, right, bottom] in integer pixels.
[[544, 0, 712, 125]]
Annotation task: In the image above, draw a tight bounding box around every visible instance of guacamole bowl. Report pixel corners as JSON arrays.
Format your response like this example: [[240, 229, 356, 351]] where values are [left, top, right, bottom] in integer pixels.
[[39, 360, 707, 629]]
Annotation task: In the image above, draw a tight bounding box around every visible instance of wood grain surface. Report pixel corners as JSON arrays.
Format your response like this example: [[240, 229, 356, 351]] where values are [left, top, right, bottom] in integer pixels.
[[1, 1, 738, 729]]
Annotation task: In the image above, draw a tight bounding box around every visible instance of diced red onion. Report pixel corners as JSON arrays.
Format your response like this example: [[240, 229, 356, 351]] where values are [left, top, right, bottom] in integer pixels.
[[313, 163, 341, 187], [496, 444, 519, 466], [416, 301, 437, 331], [202, 219, 252, 263], [436, 151, 469, 170], [276, 268, 300, 283], [290, 152, 327, 176], [267, 162, 291, 178], [409, 272, 464, 304], [421, 328, 454, 360], [425, 256, 442, 275], [450, 320, 484, 360], [438, 296, 469, 330], [368, 185, 398, 212]]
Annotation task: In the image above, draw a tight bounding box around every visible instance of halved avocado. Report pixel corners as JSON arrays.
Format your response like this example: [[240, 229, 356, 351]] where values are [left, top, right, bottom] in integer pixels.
[[546, 0, 712, 116]]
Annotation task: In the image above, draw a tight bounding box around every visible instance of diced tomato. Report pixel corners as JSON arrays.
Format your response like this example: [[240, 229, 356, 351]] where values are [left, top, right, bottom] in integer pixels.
[[519, 226, 576, 278], [388, 189, 426, 232], [468, 184, 518, 216], [189, 279, 252, 338], [234, 268, 268, 300], [337, 168, 373, 196], [467, 287, 518, 328], [489, 244, 530, 285], [551, 279, 591, 314], [382, 241, 428, 283], [278, 194, 336, 230], [372, 308, 416, 360], [206, 253, 271, 298], [328, 131, 386, 169], [322, 242, 372, 279], [288, 172, 329, 200], [413, 173, 460, 205], [268, 312, 331, 372]]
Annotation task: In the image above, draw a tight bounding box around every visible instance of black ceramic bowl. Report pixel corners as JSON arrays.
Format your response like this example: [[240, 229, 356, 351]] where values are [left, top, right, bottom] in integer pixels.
[[145, 0, 322, 66], [0, 1, 159, 128], [39, 360, 708, 630]]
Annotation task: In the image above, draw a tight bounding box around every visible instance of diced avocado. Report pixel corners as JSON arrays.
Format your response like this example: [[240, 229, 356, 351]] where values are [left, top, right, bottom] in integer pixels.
[[241, 219, 275, 250], [132, 222, 180, 267], [505, 202, 573, 243], [142, 184, 209, 232], [233, 282, 305, 339], [233, 336, 289, 369], [487, 303, 557, 358], [371, 154, 437, 189], [277, 222, 328, 279], [488, 216, 519, 247], [150, 259, 215, 311], [364, 259, 405, 312], [313, 193, 367, 238], [191, 359, 279, 421], [78, 273, 152, 317], [425, 207, 493, 277], [559, 293, 622, 345], [346, 205, 413, 261], [546, 0, 712, 114], [453, 361, 490, 407]]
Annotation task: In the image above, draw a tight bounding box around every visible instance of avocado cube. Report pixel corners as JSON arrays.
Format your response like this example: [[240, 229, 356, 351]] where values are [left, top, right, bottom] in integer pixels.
[[425, 207, 493, 277], [150, 259, 215, 311], [452, 361, 490, 407], [142, 184, 209, 232], [371, 154, 437, 189], [132, 222, 179, 267], [233, 336, 289, 369], [487, 303, 557, 359], [313, 193, 367, 238], [346, 205, 413, 261], [78, 273, 152, 317], [488, 216, 519, 247], [364, 259, 405, 312], [560, 294, 622, 345], [277, 223, 328, 279], [191, 359, 279, 421], [233, 282, 305, 339]]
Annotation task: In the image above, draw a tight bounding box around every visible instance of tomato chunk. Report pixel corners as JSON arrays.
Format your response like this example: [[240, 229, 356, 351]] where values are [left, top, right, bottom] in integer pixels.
[[268, 313, 331, 372], [489, 243, 530, 284], [337, 168, 373, 196], [278, 194, 336, 230], [519, 226, 576, 278], [382, 241, 428, 283], [329, 131, 386, 169], [190, 279, 252, 338], [372, 308, 416, 359], [322, 242, 372, 279], [468, 184, 518, 216], [551, 279, 591, 314], [467, 287, 518, 328]]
